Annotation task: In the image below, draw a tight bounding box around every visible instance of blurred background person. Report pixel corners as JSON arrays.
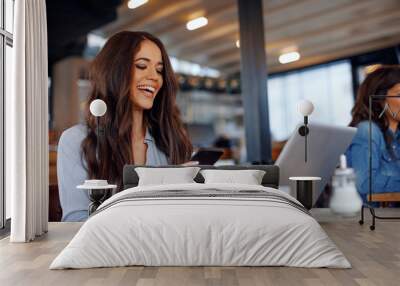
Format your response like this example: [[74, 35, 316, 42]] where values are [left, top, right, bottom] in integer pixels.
[[347, 65, 400, 202]]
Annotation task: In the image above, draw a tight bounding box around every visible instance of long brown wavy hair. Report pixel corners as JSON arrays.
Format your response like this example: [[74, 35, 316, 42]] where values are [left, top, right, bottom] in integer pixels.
[[349, 65, 400, 152], [81, 31, 193, 190]]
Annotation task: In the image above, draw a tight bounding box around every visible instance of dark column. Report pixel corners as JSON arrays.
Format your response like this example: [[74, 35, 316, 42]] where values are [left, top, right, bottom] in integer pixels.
[[350, 58, 360, 101], [237, 0, 272, 164]]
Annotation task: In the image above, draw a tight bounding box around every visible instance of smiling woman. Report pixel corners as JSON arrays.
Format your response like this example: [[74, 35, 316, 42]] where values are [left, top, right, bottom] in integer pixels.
[[57, 31, 193, 222]]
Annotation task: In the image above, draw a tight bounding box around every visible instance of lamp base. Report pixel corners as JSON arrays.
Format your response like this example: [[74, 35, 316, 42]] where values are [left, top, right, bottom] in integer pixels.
[[296, 180, 313, 210]]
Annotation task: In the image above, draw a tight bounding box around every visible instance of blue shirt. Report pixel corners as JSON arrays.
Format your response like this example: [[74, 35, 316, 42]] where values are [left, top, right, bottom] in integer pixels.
[[57, 124, 169, 222], [346, 121, 400, 200]]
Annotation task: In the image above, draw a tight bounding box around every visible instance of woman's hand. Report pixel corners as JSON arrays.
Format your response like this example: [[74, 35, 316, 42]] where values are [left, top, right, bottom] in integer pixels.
[[180, 161, 199, 166]]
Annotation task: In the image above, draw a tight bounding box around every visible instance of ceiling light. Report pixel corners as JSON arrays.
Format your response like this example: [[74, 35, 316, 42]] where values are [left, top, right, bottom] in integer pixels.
[[364, 64, 382, 74], [236, 40, 240, 48], [279, 51, 300, 64], [128, 0, 148, 9], [186, 17, 208, 31]]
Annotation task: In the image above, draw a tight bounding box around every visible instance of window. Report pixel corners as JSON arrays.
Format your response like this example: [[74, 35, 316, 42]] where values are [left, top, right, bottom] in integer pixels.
[[267, 61, 354, 141], [1, 0, 14, 229]]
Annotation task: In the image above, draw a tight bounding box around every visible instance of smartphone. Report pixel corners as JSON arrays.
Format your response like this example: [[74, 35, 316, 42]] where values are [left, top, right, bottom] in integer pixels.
[[190, 148, 224, 165]]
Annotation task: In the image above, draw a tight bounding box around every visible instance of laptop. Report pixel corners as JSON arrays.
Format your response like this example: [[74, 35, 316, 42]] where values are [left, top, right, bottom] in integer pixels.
[[275, 122, 357, 204]]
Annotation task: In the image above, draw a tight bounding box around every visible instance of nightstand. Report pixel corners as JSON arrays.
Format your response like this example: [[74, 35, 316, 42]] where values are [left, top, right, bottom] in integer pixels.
[[77, 184, 116, 215]]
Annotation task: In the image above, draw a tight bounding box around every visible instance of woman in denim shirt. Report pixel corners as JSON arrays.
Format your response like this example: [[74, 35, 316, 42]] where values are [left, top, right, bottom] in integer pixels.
[[346, 65, 400, 201], [57, 32, 195, 221]]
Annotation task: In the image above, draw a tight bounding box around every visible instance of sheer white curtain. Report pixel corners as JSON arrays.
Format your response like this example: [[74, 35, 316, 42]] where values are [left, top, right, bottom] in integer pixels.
[[8, 0, 48, 242]]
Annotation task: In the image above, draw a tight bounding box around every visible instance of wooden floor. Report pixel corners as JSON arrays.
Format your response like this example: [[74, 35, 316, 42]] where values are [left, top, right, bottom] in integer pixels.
[[0, 209, 399, 286]]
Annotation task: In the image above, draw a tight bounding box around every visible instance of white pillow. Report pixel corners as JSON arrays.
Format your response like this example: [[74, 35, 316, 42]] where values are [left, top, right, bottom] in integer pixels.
[[200, 169, 266, 185], [135, 167, 201, 186]]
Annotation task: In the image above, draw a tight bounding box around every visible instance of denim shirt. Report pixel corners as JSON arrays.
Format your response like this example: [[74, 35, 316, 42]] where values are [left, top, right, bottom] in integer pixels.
[[346, 121, 400, 199], [57, 124, 169, 222]]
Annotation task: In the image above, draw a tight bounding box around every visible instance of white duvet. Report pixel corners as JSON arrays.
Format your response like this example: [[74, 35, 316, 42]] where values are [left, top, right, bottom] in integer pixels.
[[50, 183, 350, 269]]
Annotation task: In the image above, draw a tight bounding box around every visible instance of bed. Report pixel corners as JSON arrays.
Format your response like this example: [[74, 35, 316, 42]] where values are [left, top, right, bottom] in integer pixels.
[[50, 165, 350, 269]]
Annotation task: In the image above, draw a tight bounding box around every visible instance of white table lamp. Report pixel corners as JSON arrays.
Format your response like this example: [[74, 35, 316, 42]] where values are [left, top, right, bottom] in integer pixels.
[[89, 99, 107, 152], [297, 99, 314, 162], [81, 99, 109, 215]]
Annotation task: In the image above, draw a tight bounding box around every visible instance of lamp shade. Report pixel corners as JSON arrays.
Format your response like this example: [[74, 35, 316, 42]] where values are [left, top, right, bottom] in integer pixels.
[[297, 99, 314, 116], [90, 99, 107, 117]]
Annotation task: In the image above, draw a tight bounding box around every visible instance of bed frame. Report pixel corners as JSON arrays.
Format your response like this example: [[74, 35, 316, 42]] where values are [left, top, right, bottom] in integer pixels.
[[123, 165, 280, 190]]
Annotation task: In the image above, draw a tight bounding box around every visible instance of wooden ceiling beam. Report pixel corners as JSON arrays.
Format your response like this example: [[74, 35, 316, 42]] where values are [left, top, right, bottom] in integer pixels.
[[165, 0, 301, 54], [182, 0, 383, 60], [171, 0, 351, 55], [220, 31, 400, 75], [208, 7, 400, 70], [265, 0, 399, 54], [165, 6, 238, 55], [101, 0, 201, 36]]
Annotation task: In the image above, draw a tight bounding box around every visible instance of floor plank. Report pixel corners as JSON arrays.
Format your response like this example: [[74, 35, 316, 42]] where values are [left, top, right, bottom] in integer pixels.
[[0, 209, 399, 286]]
